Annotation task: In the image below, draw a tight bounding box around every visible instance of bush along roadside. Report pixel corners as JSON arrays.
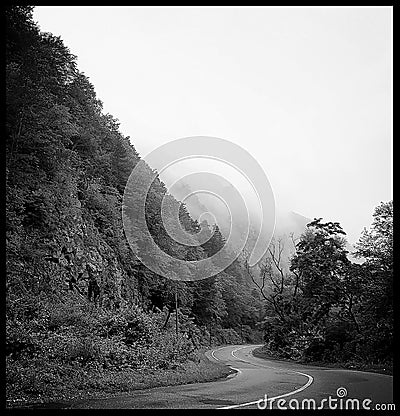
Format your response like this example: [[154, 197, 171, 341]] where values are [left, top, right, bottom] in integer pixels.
[[252, 345, 393, 376], [6, 296, 234, 407]]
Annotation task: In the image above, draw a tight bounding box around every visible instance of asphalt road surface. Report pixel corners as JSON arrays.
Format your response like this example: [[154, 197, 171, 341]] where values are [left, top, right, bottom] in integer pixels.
[[42, 344, 394, 409]]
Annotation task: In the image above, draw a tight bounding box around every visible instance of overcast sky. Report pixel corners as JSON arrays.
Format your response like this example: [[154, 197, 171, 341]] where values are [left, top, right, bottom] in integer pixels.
[[33, 6, 392, 244]]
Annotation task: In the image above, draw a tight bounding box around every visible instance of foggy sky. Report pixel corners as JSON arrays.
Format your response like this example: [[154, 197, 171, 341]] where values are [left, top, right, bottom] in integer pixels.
[[33, 6, 392, 244]]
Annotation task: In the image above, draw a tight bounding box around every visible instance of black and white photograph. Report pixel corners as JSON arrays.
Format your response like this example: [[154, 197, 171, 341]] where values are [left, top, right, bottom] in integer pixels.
[[5, 5, 393, 410]]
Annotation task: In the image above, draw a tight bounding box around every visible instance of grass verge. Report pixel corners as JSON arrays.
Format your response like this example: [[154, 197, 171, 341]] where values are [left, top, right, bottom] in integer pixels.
[[7, 348, 233, 408]]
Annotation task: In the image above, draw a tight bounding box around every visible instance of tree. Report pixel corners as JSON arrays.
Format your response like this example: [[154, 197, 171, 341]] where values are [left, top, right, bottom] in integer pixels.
[[245, 236, 307, 356], [246, 237, 297, 324], [355, 201, 393, 271], [352, 201, 393, 361], [290, 219, 350, 325]]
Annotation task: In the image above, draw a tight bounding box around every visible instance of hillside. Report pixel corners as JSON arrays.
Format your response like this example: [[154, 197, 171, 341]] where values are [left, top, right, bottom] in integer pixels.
[[5, 6, 264, 405]]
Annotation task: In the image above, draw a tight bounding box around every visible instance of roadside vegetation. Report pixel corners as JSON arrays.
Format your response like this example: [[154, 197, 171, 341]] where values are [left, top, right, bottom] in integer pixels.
[[6, 6, 259, 406], [7, 296, 232, 406], [248, 202, 393, 375]]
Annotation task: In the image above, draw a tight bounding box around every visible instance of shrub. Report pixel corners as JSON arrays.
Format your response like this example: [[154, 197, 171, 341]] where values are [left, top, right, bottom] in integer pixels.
[[67, 337, 102, 365]]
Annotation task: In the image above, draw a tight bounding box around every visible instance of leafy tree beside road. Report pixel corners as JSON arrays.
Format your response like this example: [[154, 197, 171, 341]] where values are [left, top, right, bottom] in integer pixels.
[[253, 205, 393, 369]]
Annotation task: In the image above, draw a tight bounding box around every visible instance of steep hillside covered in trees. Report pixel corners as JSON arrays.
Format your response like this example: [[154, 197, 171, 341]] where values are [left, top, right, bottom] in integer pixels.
[[6, 6, 264, 405]]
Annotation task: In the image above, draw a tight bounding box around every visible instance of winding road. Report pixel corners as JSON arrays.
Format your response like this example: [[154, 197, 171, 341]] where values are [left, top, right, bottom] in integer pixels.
[[51, 345, 394, 409]]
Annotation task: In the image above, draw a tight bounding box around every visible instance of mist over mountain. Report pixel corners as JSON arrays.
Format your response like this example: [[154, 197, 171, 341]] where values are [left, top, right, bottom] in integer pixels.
[[166, 176, 305, 262], [166, 176, 360, 265]]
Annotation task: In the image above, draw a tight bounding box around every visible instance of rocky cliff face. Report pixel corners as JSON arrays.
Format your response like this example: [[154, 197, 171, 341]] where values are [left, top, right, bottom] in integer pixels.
[[40, 190, 140, 309]]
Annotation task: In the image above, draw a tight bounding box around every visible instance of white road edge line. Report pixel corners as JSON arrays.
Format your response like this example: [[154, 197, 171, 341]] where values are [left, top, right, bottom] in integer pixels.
[[210, 346, 243, 379], [211, 346, 228, 361], [218, 345, 314, 409]]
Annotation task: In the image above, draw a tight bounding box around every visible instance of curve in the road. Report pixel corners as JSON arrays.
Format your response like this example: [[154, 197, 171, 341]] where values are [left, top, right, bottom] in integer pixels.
[[32, 344, 392, 409], [211, 346, 243, 379], [216, 345, 314, 409]]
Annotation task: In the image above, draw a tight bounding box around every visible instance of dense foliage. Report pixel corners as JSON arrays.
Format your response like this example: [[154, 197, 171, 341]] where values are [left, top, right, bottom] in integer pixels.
[[251, 205, 393, 369], [6, 6, 263, 404]]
